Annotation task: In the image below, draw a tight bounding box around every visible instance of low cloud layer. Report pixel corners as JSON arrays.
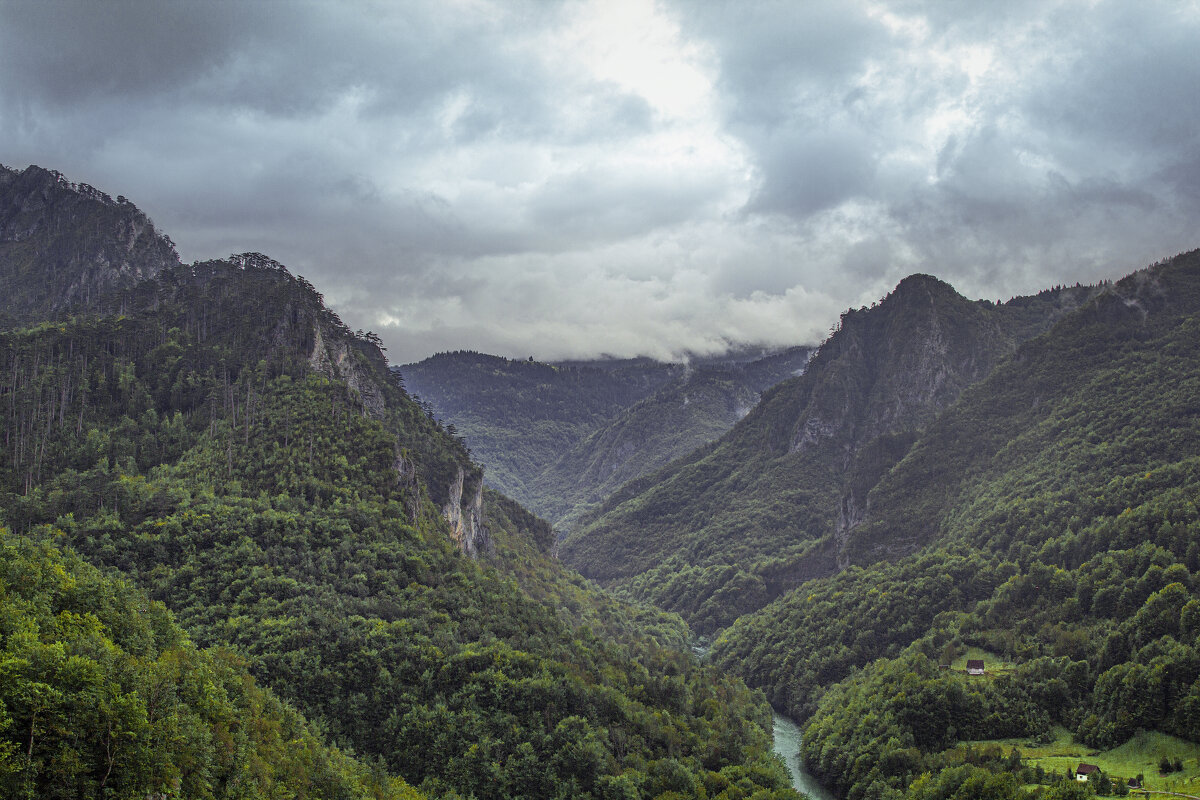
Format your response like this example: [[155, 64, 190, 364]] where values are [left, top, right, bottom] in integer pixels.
[[2, 0, 1197, 362]]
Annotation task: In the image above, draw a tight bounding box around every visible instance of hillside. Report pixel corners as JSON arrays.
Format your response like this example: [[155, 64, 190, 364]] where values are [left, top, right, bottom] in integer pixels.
[[710, 251, 1200, 800], [0, 165, 801, 800], [537, 366, 765, 531], [560, 274, 1098, 632], [400, 346, 810, 528], [0, 529, 426, 799]]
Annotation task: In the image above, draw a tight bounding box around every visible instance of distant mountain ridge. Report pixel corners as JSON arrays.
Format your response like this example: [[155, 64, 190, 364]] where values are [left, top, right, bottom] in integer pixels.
[[533, 350, 813, 531], [399, 345, 812, 528], [398, 351, 684, 504]]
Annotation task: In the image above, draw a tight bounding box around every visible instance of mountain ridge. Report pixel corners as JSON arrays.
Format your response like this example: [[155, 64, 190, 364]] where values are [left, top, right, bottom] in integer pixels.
[[559, 269, 1103, 631], [707, 249, 1200, 800]]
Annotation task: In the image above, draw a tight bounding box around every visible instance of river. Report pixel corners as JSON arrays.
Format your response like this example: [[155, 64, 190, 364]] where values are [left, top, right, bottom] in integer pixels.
[[772, 711, 836, 800], [691, 641, 834, 799]]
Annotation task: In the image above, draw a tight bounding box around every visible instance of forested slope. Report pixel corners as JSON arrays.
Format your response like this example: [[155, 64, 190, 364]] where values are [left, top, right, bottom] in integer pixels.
[[711, 251, 1200, 800], [0, 165, 801, 799], [534, 351, 811, 531], [0, 529, 427, 799], [560, 275, 1097, 632], [846, 253, 1200, 566]]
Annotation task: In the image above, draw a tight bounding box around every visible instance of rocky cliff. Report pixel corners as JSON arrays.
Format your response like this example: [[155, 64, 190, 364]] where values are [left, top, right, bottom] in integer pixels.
[[442, 465, 492, 557], [0, 164, 180, 324]]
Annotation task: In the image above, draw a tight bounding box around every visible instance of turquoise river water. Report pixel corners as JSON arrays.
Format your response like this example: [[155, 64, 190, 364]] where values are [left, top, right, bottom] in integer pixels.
[[692, 642, 833, 799], [771, 711, 836, 800]]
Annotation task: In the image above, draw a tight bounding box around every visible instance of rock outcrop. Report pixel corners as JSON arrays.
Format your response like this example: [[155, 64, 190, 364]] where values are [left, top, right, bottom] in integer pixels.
[[442, 466, 491, 557], [307, 319, 387, 418], [0, 164, 180, 323]]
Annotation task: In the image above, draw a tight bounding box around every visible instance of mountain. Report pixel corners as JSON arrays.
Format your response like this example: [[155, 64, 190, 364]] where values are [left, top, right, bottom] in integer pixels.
[[709, 251, 1200, 799], [399, 351, 683, 506], [0, 164, 180, 326], [536, 350, 812, 532], [842, 260, 1198, 566], [400, 346, 810, 528], [0, 166, 801, 800], [15, 161, 1198, 800], [559, 274, 1100, 632]]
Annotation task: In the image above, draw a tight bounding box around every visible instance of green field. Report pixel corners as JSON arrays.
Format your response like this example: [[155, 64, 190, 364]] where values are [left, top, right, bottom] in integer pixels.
[[963, 727, 1200, 793]]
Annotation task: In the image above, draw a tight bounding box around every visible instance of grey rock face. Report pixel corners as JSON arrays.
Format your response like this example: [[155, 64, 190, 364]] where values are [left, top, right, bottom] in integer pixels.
[[442, 466, 492, 557], [0, 165, 180, 322]]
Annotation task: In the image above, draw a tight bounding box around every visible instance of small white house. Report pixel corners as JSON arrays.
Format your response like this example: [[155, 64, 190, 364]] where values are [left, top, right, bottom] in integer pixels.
[[966, 659, 985, 676], [1076, 763, 1099, 782]]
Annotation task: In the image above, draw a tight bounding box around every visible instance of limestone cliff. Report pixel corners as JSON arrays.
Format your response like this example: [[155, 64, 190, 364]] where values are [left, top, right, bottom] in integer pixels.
[[788, 275, 1006, 458], [442, 466, 492, 557], [306, 316, 387, 418]]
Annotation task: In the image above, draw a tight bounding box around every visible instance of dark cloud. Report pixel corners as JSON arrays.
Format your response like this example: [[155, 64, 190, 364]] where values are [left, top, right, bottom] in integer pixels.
[[2, 0, 1198, 362], [685, 1, 887, 122], [1022, 4, 1200, 163], [672, 0, 1200, 299], [526, 166, 730, 246], [743, 129, 876, 215], [0, 2, 257, 104]]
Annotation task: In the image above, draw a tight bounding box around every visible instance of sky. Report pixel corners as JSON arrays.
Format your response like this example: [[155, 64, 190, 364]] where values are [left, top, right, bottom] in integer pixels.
[[2, 0, 1199, 363]]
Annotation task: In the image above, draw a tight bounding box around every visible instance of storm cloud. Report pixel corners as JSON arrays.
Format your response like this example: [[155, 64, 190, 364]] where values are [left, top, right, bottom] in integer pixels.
[[2, 0, 1197, 361]]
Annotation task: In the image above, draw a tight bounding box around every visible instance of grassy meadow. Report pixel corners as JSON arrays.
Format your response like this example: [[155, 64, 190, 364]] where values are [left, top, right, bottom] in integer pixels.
[[962, 727, 1200, 793]]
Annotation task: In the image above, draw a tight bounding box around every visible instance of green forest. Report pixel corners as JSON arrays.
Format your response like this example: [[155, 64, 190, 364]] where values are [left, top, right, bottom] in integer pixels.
[[0, 165, 800, 799], [6, 163, 1200, 800], [437, 250, 1200, 800], [0, 528, 428, 799], [706, 254, 1200, 799]]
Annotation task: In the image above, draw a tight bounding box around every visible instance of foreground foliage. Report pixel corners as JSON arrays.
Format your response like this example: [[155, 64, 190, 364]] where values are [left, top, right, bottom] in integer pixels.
[[0, 529, 424, 800]]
